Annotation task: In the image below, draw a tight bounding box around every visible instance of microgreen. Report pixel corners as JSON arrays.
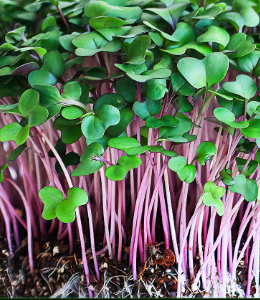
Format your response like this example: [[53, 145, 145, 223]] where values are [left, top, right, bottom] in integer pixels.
[[39, 187, 88, 223], [202, 182, 225, 216], [228, 174, 258, 202], [168, 156, 196, 183], [1, 0, 260, 294]]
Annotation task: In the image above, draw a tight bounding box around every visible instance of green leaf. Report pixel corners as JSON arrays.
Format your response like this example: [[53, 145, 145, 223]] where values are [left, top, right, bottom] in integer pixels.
[[34, 85, 63, 118], [115, 78, 136, 103], [28, 68, 57, 86], [217, 12, 244, 31], [18, 89, 39, 117], [228, 174, 258, 202], [214, 107, 249, 129], [168, 156, 187, 172], [196, 141, 217, 165], [177, 57, 206, 89], [81, 105, 120, 140], [5, 27, 26, 43], [108, 137, 141, 151], [162, 42, 212, 56], [118, 155, 142, 169], [178, 164, 196, 183], [84, 1, 142, 22], [14, 125, 30, 145], [81, 115, 106, 140], [237, 51, 260, 74], [177, 52, 228, 89], [96, 105, 120, 128], [43, 50, 64, 77], [202, 182, 225, 216], [61, 107, 83, 120], [0, 124, 22, 142], [197, 25, 230, 48], [222, 75, 257, 99], [28, 105, 48, 127], [8, 145, 27, 162], [39, 187, 64, 220], [236, 158, 258, 176], [147, 79, 168, 101], [146, 116, 179, 129], [54, 117, 82, 144], [106, 108, 133, 137], [202, 192, 224, 216], [0, 163, 8, 184], [41, 16, 57, 32], [178, 96, 193, 112], [55, 187, 88, 223], [0, 123, 29, 145], [240, 119, 260, 138], [240, 7, 259, 28], [204, 52, 229, 87], [72, 143, 104, 176], [73, 31, 122, 56], [145, 4, 186, 26], [94, 93, 126, 112], [105, 165, 128, 181], [127, 35, 151, 65], [62, 81, 82, 101], [133, 101, 150, 120], [115, 64, 171, 82], [224, 33, 255, 59]]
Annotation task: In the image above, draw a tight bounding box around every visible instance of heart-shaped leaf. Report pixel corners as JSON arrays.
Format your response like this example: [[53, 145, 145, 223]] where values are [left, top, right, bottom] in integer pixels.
[[178, 165, 196, 183], [84, 1, 142, 22], [106, 108, 133, 137], [53, 117, 82, 144], [108, 137, 141, 151], [162, 42, 212, 56], [177, 52, 229, 88], [72, 143, 104, 177], [55, 187, 88, 223], [34, 85, 63, 118], [62, 107, 83, 120], [196, 141, 217, 165], [224, 33, 255, 58], [18, 89, 39, 117], [115, 63, 171, 82], [197, 25, 230, 48], [105, 155, 141, 181], [146, 116, 179, 129], [39, 187, 64, 220], [222, 75, 257, 99], [62, 81, 82, 101], [168, 156, 187, 172], [147, 79, 168, 101], [94, 93, 126, 112], [202, 182, 225, 216], [236, 158, 258, 177], [228, 174, 258, 202], [115, 78, 136, 103], [214, 107, 249, 129], [105, 165, 128, 181], [127, 35, 151, 65], [0, 123, 29, 145], [240, 119, 260, 138]]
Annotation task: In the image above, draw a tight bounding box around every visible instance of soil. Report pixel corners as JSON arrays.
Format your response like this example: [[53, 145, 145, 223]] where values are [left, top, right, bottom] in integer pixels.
[[0, 236, 182, 298], [0, 236, 251, 298]]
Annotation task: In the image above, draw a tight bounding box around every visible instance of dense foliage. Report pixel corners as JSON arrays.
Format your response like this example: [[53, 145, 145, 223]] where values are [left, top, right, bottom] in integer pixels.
[[1, 0, 260, 297]]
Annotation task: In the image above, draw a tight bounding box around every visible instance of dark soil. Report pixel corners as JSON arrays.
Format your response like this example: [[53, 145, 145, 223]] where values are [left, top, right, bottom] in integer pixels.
[[0, 237, 181, 298], [0, 236, 251, 298]]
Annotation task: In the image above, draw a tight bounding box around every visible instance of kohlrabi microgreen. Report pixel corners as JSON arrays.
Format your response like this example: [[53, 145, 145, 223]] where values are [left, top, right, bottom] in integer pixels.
[[202, 182, 225, 216], [1, 0, 260, 295]]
